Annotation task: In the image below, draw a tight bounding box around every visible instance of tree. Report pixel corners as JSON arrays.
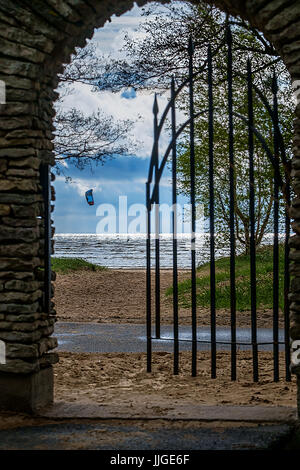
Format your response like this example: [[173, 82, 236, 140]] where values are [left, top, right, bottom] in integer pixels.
[[90, 1, 294, 251], [54, 43, 135, 174], [176, 75, 293, 254], [93, 2, 282, 92], [171, 7, 294, 253], [54, 108, 133, 171]]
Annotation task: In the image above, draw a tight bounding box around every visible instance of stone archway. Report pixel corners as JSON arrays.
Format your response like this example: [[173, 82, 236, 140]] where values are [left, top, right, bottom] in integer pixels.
[[0, 0, 300, 413]]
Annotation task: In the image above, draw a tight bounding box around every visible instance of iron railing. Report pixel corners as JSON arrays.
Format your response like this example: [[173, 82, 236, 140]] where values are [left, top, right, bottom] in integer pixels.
[[146, 27, 291, 382]]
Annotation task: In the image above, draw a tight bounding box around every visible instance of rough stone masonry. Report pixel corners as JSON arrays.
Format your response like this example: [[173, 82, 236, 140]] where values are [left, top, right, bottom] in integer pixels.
[[0, 0, 300, 412]]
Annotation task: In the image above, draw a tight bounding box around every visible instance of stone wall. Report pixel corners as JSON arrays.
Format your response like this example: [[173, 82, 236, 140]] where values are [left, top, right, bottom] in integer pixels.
[[0, 0, 299, 409], [0, 0, 149, 394]]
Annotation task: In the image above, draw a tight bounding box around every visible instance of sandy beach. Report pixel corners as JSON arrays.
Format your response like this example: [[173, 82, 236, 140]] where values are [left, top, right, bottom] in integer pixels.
[[48, 267, 295, 411], [54, 268, 284, 328], [53, 351, 296, 408], [0, 268, 294, 429]]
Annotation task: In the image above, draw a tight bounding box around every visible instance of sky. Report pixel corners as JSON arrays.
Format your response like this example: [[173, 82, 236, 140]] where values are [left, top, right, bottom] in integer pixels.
[[53, 2, 188, 234]]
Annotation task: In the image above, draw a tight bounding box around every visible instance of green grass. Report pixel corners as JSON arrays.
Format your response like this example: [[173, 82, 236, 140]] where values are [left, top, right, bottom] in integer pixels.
[[51, 257, 107, 274], [166, 245, 285, 311]]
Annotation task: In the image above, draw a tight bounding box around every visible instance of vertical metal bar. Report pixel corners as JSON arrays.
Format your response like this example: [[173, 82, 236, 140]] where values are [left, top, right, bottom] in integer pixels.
[[227, 27, 237, 381], [272, 73, 280, 382], [40, 163, 51, 314], [247, 60, 259, 382], [171, 77, 179, 375], [146, 181, 152, 373], [272, 74, 291, 382], [208, 44, 216, 379], [273, 185, 280, 382], [153, 94, 161, 339], [188, 36, 197, 377], [284, 183, 291, 381]]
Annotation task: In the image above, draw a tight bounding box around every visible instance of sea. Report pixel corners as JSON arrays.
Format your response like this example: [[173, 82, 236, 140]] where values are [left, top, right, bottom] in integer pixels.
[[53, 233, 280, 269]]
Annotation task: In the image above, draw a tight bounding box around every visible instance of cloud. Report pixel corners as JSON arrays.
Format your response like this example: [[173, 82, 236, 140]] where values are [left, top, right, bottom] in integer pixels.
[[55, 175, 102, 197], [53, 153, 189, 233], [59, 159, 68, 168], [121, 87, 137, 99], [53, 2, 190, 233], [91, 5, 147, 56], [58, 82, 172, 159], [55, 163, 154, 198], [134, 176, 172, 188], [56, 2, 188, 160]]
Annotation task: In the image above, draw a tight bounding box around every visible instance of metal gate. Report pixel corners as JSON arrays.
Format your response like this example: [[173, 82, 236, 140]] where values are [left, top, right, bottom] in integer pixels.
[[146, 27, 291, 383]]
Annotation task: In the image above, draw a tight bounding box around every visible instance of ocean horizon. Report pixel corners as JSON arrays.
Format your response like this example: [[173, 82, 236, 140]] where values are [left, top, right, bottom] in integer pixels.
[[53, 233, 282, 269]]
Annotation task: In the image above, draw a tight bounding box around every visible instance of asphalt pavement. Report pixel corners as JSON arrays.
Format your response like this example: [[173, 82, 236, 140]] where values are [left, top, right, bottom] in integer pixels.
[[0, 420, 293, 450], [0, 322, 293, 451], [55, 322, 286, 353]]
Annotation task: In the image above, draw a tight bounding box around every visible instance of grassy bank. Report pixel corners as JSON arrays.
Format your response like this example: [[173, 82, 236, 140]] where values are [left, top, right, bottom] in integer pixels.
[[52, 257, 106, 274], [166, 245, 285, 311]]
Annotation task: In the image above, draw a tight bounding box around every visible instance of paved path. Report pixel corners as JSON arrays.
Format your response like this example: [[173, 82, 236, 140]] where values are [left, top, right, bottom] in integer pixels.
[[15, 322, 290, 451], [41, 403, 297, 423], [0, 403, 296, 450], [0, 420, 293, 450], [0, 324, 294, 451], [55, 322, 286, 353]]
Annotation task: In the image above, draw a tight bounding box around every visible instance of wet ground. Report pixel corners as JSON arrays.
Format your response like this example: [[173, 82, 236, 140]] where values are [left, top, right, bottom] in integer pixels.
[[55, 322, 286, 353]]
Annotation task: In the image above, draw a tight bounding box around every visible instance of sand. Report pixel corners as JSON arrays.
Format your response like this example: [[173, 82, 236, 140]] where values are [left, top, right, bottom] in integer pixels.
[[0, 269, 294, 430], [54, 269, 284, 328], [53, 267, 294, 410], [54, 351, 296, 409]]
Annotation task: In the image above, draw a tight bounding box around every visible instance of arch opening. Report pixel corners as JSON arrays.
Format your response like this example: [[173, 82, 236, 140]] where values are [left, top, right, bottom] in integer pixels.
[[0, 0, 300, 419]]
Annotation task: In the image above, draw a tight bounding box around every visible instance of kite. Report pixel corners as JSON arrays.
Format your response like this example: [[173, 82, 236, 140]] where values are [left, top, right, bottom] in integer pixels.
[[85, 189, 94, 206]]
